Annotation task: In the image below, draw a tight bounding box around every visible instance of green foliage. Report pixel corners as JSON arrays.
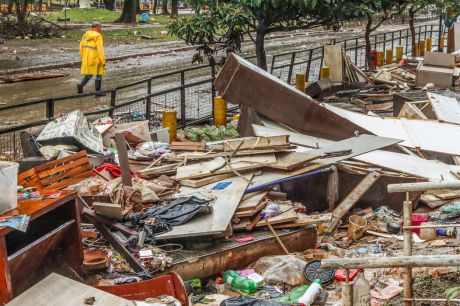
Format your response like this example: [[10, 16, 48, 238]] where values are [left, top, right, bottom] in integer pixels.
[[169, 0, 357, 66], [445, 286, 460, 300]]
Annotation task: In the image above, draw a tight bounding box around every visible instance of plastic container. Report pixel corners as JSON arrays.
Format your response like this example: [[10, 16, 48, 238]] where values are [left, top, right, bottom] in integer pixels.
[[347, 215, 367, 241], [298, 279, 322, 305], [222, 270, 258, 294], [259, 203, 280, 219], [0, 161, 18, 214], [412, 214, 428, 235]]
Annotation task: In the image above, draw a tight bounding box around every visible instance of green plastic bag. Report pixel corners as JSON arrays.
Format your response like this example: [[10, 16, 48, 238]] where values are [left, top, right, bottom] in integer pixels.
[[275, 285, 309, 303]]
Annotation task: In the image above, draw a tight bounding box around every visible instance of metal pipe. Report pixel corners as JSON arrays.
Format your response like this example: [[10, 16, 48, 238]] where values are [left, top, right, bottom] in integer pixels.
[[403, 199, 413, 306], [321, 255, 460, 269], [388, 181, 460, 193], [404, 223, 460, 229], [244, 166, 333, 194]]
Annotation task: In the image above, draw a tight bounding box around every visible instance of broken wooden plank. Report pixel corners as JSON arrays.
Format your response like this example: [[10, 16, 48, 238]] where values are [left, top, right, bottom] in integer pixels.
[[175, 154, 276, 180], [329, 171, 381, 233], [274, 213, 332, 229], [223, 135, 290, 151], [398, 102, 428, 119], [269, 151, 321, 170], [171, 141, 206, 151], [156, 173, 254, 239], [180, 172, 236, 188], [115, 133, 133, 187], [324, 44, 343, 83]]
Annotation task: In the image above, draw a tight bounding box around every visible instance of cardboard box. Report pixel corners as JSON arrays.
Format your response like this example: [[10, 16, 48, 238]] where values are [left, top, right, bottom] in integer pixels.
[[36, 110, 103, 153], [416, 52, 455, 89]]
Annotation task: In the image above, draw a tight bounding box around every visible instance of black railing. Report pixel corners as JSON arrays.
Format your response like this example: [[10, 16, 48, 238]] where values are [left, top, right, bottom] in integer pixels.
[[271, 24, 443, 84], [0, 23, 441, 159]]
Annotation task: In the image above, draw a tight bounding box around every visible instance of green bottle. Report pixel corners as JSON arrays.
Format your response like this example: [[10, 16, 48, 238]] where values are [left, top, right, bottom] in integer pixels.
[[222, 270, 258, 294]]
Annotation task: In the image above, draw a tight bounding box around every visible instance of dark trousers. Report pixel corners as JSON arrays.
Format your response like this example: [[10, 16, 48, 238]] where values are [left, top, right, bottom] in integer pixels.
[[79, 74, 102, 89]]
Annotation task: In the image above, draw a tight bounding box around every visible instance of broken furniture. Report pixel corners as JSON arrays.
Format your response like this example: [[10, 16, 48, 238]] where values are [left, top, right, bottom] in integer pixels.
[[0, 191, 83, 304], [95, 272, 188, 305], [17, 150, 92, 194], [415, 51, 455, 89]]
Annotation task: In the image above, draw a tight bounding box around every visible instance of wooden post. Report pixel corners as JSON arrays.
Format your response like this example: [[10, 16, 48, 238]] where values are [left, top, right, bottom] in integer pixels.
[[114, 133, 133, 187], [342, 269, 353, 306], [403, 195, 413, 306], [448, 27, 455, 53]]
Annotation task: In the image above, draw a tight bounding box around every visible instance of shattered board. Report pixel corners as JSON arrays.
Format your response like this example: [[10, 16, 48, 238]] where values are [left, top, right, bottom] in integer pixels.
[[156, 173, 254, 240], [36, 110, 103, 154]]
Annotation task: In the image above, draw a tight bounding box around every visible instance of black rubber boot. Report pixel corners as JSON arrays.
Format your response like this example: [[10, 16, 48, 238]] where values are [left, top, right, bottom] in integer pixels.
[[78, 75, 92, 94], [95, 79, 106, 97], [77, 84, 83, 94]]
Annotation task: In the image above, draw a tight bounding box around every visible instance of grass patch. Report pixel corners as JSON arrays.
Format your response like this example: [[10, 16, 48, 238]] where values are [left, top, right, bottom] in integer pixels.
[[45, 8, 189, 24], [25, 26, 176, 44]]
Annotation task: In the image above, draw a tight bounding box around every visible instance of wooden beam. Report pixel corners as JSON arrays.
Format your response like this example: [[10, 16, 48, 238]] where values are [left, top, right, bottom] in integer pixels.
[[321, 255, 460, 269], [329, 171, 381, 233], [114, 133, 132, 187]]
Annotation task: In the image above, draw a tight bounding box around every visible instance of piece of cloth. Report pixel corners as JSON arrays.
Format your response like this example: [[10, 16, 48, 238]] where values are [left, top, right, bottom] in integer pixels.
[[95, 162, 134, 178], [142, 196, 212, 226], [80, 29, 106, 76], [0, 215, 31, 232], [220, 297, 284, 306]]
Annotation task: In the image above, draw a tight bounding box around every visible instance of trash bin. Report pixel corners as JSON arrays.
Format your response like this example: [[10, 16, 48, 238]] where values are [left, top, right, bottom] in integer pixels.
[[0, 161, 19, 214]]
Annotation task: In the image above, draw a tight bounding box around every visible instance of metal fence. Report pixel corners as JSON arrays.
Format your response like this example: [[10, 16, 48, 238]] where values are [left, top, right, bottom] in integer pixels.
[[270, 24, 443, 84], [0, 23, 441, 160]]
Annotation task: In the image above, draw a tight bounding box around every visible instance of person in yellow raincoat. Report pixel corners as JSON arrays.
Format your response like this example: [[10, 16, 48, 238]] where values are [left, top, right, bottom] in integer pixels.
[[78, 22, 106, 95]]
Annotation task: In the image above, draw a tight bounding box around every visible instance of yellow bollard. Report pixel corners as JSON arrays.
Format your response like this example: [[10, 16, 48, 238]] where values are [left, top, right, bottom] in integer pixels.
[[295, 73, 306, 92], [419, 40, 425, 57], [396, 46, 403, 62], [376, 51, 385, 67], [320, 66, 330, 80], [426, 37, 432, 52], [213, 96, 227, 127], [162, 108, 177, 143], [385, 49, 393, 65], [440, 36, 445, 51]]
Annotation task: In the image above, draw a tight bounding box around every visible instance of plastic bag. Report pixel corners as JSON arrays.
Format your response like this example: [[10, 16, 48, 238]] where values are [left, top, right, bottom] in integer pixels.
[[220, 297, 284, 306], [252, 255, 307, 287]]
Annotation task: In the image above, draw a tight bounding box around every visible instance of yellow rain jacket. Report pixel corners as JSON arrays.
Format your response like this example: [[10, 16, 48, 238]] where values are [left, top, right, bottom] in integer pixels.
[[79, 30, 106, 76]]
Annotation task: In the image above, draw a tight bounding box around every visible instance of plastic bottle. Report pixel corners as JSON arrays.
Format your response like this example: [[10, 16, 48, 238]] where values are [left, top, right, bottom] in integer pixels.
[[352, 272, 371, 306], [298, 279, 322, 305], [222, 270, 258, 294]]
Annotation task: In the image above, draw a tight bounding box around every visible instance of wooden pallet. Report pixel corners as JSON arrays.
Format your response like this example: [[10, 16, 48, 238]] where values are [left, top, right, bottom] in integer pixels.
[[18, 151, 92, 193]]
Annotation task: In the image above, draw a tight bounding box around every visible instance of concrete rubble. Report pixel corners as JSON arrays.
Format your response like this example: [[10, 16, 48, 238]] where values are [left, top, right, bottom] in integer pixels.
[[5, 43, 460, 306]]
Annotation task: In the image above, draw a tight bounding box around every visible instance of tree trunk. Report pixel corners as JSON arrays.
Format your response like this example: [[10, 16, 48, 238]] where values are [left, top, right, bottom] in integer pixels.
[[255, 23, 268, 71], [7, 0, 13, 13], [152, 0, 158, 14], [161, 0, 168, 15], [104, 0, 115, 10], [408, 8, 416, 57], [115, 0, 137, 23], [16, 0, 29, 34], [170, 0, 178, 16], [365, 14, 372, 70]]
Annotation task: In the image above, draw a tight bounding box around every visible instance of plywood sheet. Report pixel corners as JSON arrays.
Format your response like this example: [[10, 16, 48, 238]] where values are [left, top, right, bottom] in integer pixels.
[[237, 191, 268, 212], [156, 173, 253, 240], [428, 92, 460, 125], [324, 44, 343, 83], [325, 103, 460, 156], [175, 154, 276, 180], [7, 273, 130, 306], [254, 122, 460, 181], [270, 151, 320, 170]]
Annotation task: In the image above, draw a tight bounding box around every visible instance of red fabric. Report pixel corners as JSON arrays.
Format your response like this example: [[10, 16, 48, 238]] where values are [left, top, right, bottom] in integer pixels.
[[94, 163, 134, 178]]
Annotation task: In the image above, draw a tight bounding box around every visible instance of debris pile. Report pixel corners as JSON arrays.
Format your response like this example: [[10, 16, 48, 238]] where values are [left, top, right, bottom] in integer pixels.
[[7, 43, 460, 305]]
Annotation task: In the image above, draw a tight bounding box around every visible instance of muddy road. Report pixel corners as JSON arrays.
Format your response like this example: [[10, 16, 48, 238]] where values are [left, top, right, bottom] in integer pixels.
[[0, 20, 437, 126]]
